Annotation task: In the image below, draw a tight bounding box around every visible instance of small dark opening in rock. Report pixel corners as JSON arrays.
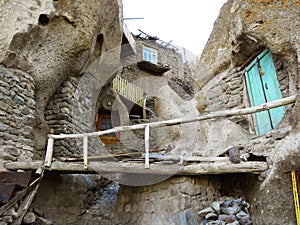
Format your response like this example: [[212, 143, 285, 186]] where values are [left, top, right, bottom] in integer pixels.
[[94, 34, 104, 58], [97, 34, 104, 44], [39, 14, 50, 25]]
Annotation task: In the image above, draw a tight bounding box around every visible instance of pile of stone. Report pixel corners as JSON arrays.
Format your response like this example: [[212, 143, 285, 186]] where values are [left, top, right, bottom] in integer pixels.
[[199, 198, 252, 225]]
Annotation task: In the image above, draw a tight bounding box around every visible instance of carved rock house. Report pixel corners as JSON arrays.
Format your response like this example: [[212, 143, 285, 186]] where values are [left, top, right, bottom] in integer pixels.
[[0, 0, 299, 225]]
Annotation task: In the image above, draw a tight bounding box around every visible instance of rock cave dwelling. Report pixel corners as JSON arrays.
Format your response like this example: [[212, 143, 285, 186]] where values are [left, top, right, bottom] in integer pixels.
[[0, 0, 300, 225]]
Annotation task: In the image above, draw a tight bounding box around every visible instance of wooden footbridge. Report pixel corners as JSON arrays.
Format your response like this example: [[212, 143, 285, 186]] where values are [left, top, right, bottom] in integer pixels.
[[0, 95, 297, 225], [4, 95, 297, 175]]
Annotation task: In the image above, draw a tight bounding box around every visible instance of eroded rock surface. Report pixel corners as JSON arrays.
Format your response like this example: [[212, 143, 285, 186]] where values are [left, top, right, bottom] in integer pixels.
[[193, 0, 300, 224], [0, 0, 123, 152], [194, 0, 299, 91]]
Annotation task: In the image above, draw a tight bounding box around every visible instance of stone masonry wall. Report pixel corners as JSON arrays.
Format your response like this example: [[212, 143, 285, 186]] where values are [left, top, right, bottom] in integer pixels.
[[0, 65, 35, 165], [202, 54, 289, 113], [134, 38, 184, 78], [45, 76, 81, 158], [194, 1, 299, 223], [0, 0, 123, 152], [45, 73, 104, 158], [200, 53, 290, 134], [115, 176, 222, 225], [121, 37, 193, 100], [121, 37, 184, 82]]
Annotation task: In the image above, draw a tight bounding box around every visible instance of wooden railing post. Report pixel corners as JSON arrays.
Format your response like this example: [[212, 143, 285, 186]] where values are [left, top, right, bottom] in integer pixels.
[[83, 134, 88, 169], [42, 95, 296, 171], [145, 125, 150, 168], [44, 137, 54, 167], [143, 97, 147, 119]]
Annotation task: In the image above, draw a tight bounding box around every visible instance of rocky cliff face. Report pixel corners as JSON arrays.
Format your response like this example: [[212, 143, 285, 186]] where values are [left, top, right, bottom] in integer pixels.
[[194, 0, 299, 92], [193, 0, 300, 224], [0, 0, 123, 154]]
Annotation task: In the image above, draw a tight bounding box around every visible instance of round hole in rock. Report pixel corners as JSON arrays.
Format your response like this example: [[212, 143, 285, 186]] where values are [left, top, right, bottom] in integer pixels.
[[39, 14, 50, 25]]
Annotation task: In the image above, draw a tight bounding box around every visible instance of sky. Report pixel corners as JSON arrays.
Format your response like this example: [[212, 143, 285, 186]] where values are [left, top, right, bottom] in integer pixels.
[[123, 0, 228, 57]]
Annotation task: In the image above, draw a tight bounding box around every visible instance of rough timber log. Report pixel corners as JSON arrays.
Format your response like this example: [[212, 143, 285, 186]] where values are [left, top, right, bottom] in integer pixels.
[[4, 160, 268, 175], [48, 95, 297, 140]]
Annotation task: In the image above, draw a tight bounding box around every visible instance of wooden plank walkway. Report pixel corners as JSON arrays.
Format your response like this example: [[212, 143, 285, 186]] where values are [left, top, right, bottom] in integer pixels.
[[4, 160, 268, 175]]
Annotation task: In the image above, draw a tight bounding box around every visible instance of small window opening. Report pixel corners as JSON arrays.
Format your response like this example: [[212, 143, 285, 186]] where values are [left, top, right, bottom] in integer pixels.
[[143, 46, 158, 64]]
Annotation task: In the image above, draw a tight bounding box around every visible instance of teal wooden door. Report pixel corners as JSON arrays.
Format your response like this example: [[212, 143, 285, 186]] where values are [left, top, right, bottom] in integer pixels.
[[245, 49, 285, 135]]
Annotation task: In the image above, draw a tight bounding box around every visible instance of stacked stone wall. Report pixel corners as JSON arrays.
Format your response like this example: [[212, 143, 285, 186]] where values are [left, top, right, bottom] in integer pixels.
[[201, 54, 290, 133], [134, 39, 184, 77], [121, 37, 193, 99], [0, 66, 35, 163], [273, 55, 289, 98], [45, 73, 103, 158], [45, 76, 80, 157], [115, 176, 222, 225], [203, 54, 289, 113], [202, 70, 244, 113]]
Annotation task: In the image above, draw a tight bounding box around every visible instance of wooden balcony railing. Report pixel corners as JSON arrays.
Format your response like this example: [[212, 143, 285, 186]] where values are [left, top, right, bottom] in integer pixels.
[[112, 75, 144, 107]]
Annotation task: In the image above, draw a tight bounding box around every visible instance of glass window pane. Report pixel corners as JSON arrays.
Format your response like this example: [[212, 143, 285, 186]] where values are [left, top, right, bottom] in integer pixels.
[[143, 47, 157, 64]]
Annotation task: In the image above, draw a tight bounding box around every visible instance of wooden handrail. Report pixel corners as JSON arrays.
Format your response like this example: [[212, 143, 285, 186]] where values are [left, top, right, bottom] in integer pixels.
[[44, 95, 297, 169]]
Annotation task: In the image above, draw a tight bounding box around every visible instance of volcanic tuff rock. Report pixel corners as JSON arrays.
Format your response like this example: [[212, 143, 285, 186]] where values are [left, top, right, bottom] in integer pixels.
[[0, 0, 123, 151], [193, 0, 300, 224], [194, 0, 300, 92]]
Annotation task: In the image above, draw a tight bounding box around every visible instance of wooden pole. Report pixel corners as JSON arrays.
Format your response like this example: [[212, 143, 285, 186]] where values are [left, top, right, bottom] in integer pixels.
[[0, 168, 44, 223], [143, 97, 147, 119], [4, 160, 268, 175], [145, 125, 150, 168], [12, 178, 41, 225], [292, 170, 300, 225], [83, 134, 88, 169], [48, 95, 297, 140], [0, 178, 40, 216], [44, 137, 54, 167]]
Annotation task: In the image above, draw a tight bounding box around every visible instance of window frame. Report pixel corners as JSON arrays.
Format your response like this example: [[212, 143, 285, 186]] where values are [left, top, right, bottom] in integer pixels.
[[142, 46, 158, 64]]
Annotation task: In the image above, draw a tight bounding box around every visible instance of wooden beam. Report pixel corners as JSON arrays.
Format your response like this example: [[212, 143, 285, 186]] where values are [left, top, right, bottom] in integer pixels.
[[60, 154, 231, 163], [239, 48, 265, 70], [48, 95, 297, 140], [44, 138, 54, 167], [292, 170, 300, 225], [144, 125, 150, 168], [0, 176, 41, 216], [4, 160, 268, 175], [83, 134, 88, 169], [12, 178, 42, 225]]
